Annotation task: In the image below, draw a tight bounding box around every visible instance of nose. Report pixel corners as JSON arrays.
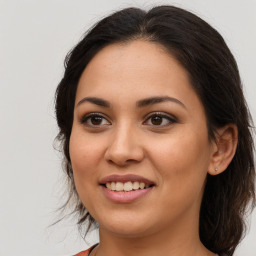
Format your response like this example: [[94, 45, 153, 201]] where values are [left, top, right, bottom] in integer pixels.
[[104, 124, 144, 166]]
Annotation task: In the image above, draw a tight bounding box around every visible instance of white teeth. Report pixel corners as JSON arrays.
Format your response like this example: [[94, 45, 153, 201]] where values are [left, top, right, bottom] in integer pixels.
[[105, 181, 151, 191], [124, 181, 133, 192], [111, 182, 116, 190], [133, 181, 140, 190], [139, 182, 145, 189], [115, 182, 124, 191]]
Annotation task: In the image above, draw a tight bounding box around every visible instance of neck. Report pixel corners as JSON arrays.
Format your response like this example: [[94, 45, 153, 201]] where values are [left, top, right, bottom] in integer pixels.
[[94, 208, 214, 256]]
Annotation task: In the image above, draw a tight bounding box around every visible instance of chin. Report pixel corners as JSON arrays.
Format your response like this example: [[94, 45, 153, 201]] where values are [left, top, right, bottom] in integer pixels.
[[103, 224, 152, 238], [96, 212, 160, 238]]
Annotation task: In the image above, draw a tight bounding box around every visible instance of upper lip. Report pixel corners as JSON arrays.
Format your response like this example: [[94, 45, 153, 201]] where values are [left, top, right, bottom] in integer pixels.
[[99, 174, 155, 185]]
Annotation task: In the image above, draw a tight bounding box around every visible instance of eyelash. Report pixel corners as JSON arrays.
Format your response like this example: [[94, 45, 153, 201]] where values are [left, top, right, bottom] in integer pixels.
[[80, 112, 111, 127], [80, 112, 177, 128], [143, 112, 177, 127]]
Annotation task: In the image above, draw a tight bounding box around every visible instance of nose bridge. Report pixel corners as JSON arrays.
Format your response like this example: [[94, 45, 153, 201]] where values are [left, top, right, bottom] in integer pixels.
[[105, 120, 144, 165], [113, 121, 132, 146]]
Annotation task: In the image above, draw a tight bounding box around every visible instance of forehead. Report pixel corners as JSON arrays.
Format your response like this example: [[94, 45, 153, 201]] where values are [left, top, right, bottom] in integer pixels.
[[76, 40, 201, 111], [79, 40, 185, 83]]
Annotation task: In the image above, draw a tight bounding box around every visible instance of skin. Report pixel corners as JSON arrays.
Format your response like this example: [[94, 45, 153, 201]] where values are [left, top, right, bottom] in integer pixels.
[[70, 40, 237, 256]]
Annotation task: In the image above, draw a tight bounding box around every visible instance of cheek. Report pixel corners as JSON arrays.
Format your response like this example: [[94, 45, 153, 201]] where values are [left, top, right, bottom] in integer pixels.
[[150, 133, 210, 214], [69, 130, 105, 211], [149, 129, 211, 186], [69, 130, 106, 195], [70, 131, 102, 171]]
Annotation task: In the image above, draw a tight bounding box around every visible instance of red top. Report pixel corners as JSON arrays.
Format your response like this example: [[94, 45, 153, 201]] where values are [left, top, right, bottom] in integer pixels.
[[74, 248, 90, 256], [74, 244, 98, 256]]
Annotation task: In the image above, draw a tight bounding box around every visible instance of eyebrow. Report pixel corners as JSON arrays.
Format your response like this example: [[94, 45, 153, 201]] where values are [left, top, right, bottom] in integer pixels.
[[77, 97, 110, 108], [76, 96, 186, 109], [136, 96, 186, 109]]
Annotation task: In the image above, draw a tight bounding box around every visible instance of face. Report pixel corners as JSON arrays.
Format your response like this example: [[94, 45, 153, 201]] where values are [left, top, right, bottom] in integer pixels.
[[70, 40, 216, 238]]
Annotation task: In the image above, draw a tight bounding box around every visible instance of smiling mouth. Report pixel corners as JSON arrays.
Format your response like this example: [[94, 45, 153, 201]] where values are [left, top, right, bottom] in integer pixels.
[[103, 181, 154, 192]]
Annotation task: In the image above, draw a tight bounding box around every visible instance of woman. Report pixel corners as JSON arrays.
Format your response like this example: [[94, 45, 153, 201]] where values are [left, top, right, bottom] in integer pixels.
[[55, 5, 255, 256]]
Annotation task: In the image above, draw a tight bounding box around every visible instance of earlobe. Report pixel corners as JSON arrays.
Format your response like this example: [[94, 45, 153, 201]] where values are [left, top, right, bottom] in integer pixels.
[[208, 124, 238, 176]]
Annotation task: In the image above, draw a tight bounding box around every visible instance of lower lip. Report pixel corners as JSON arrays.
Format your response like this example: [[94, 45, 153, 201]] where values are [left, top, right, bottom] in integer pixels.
[[101, 186, 153, 203]]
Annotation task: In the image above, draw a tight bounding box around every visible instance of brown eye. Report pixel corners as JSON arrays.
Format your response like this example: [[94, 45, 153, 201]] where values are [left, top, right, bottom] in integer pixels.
[[151, 116, 163, 125], [91, 116, 104, 125], [80, 113, 110, 127], [143, 113, 176, 127]]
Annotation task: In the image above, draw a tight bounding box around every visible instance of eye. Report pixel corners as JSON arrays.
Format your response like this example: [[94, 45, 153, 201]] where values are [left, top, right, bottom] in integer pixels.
[[143, 112, 176, 127], [80, 113, 111, 127]]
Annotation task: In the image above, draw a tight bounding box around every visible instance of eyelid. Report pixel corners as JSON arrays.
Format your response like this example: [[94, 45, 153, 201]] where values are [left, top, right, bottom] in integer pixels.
[[80, 112, 111, 126], [143, 111, 177, 126], [79, 111, 177, 128]]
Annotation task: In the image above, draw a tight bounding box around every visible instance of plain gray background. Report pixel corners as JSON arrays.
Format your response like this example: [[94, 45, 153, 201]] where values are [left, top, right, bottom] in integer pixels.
[[0, 0, 255, 255]]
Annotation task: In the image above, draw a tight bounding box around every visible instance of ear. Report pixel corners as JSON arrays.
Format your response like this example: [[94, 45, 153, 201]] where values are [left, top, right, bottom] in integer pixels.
[[208, 124, 238, 176]]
